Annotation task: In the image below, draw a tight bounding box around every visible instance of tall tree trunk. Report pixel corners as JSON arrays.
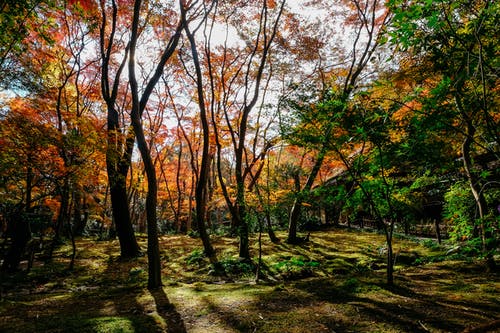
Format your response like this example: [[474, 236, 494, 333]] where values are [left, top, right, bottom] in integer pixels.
[[129, 0, 162, 289], [134, 126, 162, 289], [456, 95, 494, 268], [462, 122, 488, 250], [181, 4, 218, 264], [175, 139, 183, 232], [100, 0, 141, 259], [127, 0, 182, 287], [460, 114, 495, 269], [106, 129, 141, 257], [253, 168, 279, 243]]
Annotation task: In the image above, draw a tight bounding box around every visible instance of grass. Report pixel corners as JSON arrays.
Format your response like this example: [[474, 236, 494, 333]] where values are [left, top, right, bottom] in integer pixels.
[[1, 228, 499, 332]]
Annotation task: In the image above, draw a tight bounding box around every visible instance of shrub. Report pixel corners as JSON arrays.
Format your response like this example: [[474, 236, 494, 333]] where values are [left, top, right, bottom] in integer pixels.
[[273, 256, 320, 280], [217, 257, 254, 276], [443, 181, 476, 242], [185, 248, 206, 266]]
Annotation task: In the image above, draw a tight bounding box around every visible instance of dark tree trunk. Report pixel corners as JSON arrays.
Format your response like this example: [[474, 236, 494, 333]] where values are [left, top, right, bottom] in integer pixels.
[[129, 0, 162, 289], [182, 5, 218, 264], [72, 192, 89, 236], [1, 212, 31, 272], [386, 228, 394, 286], [462, 122, 488, 248], [235, 166, 250, 260], [100, 0, 141, 259], [264, 210, 279, 243], [434, 219, 442, 244], [108, 176, 141, 258]]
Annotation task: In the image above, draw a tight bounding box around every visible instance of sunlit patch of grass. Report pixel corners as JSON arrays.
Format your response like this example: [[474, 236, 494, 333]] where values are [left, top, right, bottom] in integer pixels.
[[83, 316, 136, 332], [443, 278, 477, 292], [35, 315, 149, 333]]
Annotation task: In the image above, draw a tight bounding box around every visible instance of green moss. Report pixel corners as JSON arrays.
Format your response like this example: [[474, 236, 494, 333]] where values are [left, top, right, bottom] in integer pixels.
[[1, 229, 498, 333], [79, 317, 136, 332]]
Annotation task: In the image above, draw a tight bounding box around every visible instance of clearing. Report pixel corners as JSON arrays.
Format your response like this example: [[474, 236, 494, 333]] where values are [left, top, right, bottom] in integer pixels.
[[0, 228, 499, 332]]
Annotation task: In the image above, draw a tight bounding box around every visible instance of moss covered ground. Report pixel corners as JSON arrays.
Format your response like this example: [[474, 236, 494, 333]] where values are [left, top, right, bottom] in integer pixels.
[[0, 228, 498, 332]]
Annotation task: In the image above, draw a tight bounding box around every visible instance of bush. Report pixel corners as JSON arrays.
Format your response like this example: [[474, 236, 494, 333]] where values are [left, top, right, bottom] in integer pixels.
[[273, 256, 319, 280], [185, 248, 206, 267], [444, 181, 500, 256], [217, 257, 254, 276], [443, 181, 477, 242], [343, 277, 360, 292]]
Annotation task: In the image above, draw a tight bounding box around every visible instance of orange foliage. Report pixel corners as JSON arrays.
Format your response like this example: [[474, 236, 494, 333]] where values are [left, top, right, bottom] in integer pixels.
[[392, 100, 421, 126], [68, 0, 98, 13]]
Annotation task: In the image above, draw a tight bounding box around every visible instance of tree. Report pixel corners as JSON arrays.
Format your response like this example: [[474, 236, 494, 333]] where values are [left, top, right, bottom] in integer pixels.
[[173, 0, 287, 260], [207, 0, 285, 260], [128, 0, 184, 289], [1, 1, 106, 269], [0, 103, 60, 271], [0, 0, 55, 89], [179, 0, 218, 264], [282, 0, 391, 243], [388, 0, 499, 268], [99, 0, 142, 258]]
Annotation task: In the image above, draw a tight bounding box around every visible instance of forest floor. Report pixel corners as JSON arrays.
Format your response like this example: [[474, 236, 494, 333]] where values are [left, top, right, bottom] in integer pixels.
[[0, 228, 499, 333]]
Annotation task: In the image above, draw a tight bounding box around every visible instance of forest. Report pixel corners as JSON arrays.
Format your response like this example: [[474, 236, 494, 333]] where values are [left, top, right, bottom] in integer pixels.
[[0, 0, 499, 332]]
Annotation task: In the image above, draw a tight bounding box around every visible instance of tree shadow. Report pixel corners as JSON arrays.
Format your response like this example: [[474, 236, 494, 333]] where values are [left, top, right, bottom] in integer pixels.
[[150, 287, 187, 333], [293, 276, 499, 333]]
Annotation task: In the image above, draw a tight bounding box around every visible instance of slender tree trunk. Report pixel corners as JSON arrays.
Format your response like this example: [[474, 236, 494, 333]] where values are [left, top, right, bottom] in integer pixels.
[[253, 170, 279, 243], [434, 220, 442, 244], [129, 0, 162, 289], [255, 214, 263, 282], [175, 139, 183, 231], [456, 95, 493, 260], [181, 5, 218, 264], [460, 116, 495, 269], [462, 122, 488, 250], [136, 137, 162, 288], [68, 218, 76, 271], [335, 142, 396, 286], [288, 148, 327, 244], [188, 178, 194, 232], [385, 223, 394, 286]]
